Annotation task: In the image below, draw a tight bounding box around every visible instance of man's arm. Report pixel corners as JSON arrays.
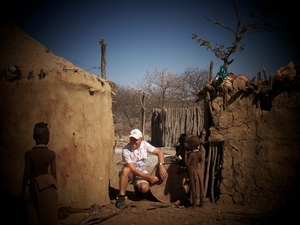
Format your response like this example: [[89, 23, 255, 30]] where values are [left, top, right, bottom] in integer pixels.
[[152, 148, 168, 180], [152, 148, 165, 164]]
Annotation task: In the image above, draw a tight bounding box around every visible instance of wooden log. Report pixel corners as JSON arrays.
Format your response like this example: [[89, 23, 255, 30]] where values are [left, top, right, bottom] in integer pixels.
[[210, 144, 217, 203], [80, 206, 126, 224], [269, 75, 273, 90], [210, 144, 215, 203], [215, 142, 222, 187], [204, 144, 212, 197], [162, 108, 166, 146], [164, 108, 169, 146], [209, 61, 214, 81], [99, 39, 107, 79]]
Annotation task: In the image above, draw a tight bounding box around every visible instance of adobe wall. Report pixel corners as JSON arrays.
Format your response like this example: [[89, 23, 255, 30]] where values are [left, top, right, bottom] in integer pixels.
[[0, 70, 115, 208], [209, 90, 300, 211]]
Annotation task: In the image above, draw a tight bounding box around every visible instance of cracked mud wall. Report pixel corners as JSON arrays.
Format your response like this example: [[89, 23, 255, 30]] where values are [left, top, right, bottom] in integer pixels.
[[209, 91, 300, 211]]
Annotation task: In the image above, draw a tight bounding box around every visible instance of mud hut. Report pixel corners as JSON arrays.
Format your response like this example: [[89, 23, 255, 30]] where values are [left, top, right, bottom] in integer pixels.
[[0, 20, 115, 208]]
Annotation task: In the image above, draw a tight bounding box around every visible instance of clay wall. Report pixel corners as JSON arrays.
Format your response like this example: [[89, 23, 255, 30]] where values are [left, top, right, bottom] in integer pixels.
[[0, 70, 115, 208], [209, 91, 300, 210]]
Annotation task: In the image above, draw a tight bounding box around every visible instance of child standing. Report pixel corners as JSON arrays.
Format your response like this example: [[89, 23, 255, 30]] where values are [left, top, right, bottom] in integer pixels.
[[185, 135, 205, 209], [173, 133, 186, 167], [20, 122, 58, 224]]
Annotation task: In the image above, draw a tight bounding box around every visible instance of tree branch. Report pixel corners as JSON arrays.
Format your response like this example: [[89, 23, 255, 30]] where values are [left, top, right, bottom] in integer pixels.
[[204, 14, 236, 34]]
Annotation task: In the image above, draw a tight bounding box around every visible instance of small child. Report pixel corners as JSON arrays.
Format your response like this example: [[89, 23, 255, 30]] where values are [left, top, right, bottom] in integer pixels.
[[173, 133, 195, 167], [20, 122, 58, 224], [173, 133, 186, 167], [185, 135, 205, 209]]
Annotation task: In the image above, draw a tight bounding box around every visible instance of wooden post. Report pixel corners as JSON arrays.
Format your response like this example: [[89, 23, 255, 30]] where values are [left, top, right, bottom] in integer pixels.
[[211, 144, 217, 203], [262, 67, 268, 81], [140, 91, 146, 136], [209, 61, 214, 81], [99, 39, 107, 79], [204, 144, 211, 197]]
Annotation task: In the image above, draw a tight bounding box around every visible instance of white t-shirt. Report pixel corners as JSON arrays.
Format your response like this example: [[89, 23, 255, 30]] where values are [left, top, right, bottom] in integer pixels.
[[122, 140, 155, 174]]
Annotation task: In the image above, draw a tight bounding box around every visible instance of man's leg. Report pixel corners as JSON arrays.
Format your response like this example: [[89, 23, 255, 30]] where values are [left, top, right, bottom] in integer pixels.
[[136, 181, 150, 193], [119, 167, 131, 195], [116, 167, 131, 209]]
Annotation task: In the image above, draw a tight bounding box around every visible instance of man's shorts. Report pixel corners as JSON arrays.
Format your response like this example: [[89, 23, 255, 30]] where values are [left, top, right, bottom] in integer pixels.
[[119, 168, 149, 186], [129, 175, 149, 186]]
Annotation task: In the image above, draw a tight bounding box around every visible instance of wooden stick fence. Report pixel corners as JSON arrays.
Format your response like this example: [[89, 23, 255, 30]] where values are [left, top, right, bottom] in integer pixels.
[[205, 142, 223, 203], [151, 107, 203, 147]]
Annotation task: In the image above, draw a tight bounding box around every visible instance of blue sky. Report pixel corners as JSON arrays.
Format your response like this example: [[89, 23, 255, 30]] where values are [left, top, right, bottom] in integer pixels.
[[8, 0, 297, 87]]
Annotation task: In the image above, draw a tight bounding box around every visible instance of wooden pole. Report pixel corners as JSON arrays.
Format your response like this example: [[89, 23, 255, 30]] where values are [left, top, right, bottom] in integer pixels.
[[209, 61, 214, 81], [204, 144, 211, 197], [211, 144, 217, 203], [99, 39, 107, 79], [140, 91, 146, 136], [262, 67, 268, 81]]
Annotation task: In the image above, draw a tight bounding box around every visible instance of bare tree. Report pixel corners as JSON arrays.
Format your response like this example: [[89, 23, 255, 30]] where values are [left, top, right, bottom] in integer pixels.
[[191, 0, 258, 68], [113, 68, 208, 136], [178, 67, 210, 105], [112, 85, 141, 134], [139, 68, 179, 109]]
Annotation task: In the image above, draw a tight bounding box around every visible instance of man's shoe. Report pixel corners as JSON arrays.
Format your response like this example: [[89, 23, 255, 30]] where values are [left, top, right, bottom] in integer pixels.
[[116, 195, 126, 209]]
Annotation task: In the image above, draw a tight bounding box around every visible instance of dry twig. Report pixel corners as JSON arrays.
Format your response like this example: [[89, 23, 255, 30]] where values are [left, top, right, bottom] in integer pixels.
[[79, 206, 127, 225]]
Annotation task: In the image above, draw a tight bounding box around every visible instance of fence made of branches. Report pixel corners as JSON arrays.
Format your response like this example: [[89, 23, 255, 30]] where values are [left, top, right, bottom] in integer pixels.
[[151, 106, 204, 147]]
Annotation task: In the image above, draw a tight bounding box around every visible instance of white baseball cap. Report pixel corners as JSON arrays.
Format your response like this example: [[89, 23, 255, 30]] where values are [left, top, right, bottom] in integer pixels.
[[129, 129, 143, 139]]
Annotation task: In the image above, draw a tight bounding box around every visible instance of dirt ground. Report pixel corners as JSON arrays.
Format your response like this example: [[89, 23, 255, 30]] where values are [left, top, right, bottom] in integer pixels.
[[53, 148, 291, 225]]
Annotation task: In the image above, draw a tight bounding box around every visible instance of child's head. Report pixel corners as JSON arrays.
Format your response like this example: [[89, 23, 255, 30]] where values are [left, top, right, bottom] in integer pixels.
[[183, 133, 196, 149], [186, 136, 200, 150], [184, 133, 195, 144], [178, 133, 186, 145], [33, 122, 49, 144]]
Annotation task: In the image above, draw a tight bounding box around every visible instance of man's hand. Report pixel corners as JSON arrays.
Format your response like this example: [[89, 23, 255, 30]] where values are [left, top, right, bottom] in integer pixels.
[[158, 165, 168, 180], [148, 175, 159, 184]]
